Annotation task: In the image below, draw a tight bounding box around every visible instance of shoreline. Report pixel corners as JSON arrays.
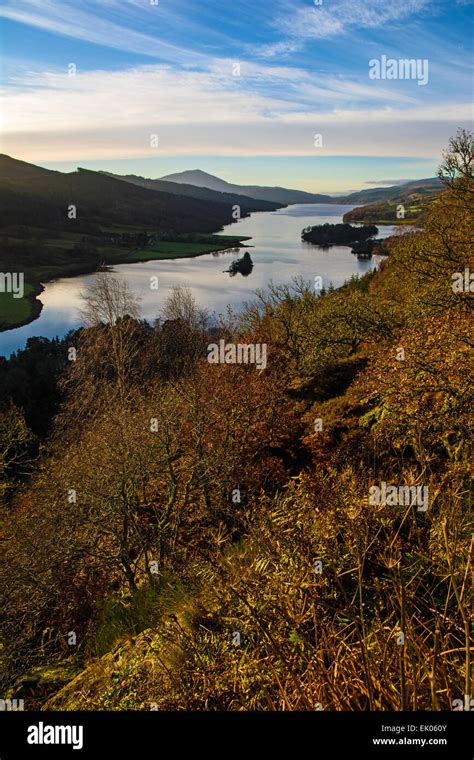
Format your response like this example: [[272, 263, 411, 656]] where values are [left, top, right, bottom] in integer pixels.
[[0, 281, 46, 334], [0, 237, 251, 335]]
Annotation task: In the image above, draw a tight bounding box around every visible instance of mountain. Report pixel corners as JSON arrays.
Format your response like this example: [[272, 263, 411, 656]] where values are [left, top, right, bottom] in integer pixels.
[[100, 171, 281, 214], [336, 177, 442, 205], [157, 169, 442, 207], [159, 169, 333, 204], [0, 155, 270, 233]]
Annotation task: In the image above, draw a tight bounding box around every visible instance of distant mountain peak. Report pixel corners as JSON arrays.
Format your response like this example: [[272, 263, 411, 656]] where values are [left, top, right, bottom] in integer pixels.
[[188, 169, 217, 177], [159, 169, 332, 205], [160, 169, 232, 190]]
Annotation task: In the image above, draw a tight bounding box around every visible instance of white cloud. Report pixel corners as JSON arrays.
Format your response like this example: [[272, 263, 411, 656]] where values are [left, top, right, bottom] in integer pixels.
[[275, 0, 431, 39], [2, 61, 452, 136], [258, 0, 432, 56], [1, 63, 469, 161]]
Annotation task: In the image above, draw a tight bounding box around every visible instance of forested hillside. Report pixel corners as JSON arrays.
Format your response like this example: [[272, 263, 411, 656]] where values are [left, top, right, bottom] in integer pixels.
[[336, 177, 442, 205], [0, 131, 471, 711], [340, 177, 443, 225], [0, 155, 277, 232]]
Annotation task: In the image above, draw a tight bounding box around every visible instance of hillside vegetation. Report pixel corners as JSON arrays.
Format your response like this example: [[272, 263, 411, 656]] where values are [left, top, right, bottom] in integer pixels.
[[340, 177, 443, 225], [0, 131, 472, 711], [337, 177, 443, 206], [343, 195, 435, 225]]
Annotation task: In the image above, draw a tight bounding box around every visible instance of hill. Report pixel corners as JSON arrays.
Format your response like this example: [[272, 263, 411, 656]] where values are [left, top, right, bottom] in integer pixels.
[[336, 177, 442, 205], [0, 155, 58, 182], [0, 155, 266, 233], [342, 194, 438, 225], [159, 168, 333, 204], [339, 178, 443, 224], [99, 171, 281, 214]]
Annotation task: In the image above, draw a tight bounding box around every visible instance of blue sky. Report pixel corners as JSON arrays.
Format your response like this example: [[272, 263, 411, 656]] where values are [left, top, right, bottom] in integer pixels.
[[1, 0, 473, 191]]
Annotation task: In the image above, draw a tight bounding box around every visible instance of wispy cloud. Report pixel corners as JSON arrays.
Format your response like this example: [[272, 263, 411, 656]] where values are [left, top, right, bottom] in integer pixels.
[[0, 0, 210, 65], [259, 0, 432, 56], [1, 0, 470, 169], [1, 63, 469, 161]]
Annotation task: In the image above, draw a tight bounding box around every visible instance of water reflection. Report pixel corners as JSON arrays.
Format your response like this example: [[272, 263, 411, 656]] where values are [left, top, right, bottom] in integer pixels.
[[0, 204, 397, 357]]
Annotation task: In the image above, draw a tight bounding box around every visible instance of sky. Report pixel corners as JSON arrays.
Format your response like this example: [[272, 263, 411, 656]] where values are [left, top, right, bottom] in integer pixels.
[[0, 0, 473, 191]]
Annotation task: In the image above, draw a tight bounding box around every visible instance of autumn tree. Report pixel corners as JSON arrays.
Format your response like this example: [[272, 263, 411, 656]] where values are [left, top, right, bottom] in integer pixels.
[[438, 127, 474, 198], [0, 404, 33, 501]]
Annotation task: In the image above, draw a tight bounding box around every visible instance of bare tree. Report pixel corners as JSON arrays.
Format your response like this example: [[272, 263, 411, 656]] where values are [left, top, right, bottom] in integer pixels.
[[156, 287, 209, 378], [160, 286, 208, 330], [76, 275, 142, 400]]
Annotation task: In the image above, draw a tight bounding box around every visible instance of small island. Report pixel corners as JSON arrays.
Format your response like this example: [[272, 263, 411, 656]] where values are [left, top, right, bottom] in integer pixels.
[[225, 250, 254, 277], [301, 222, 378, 246]]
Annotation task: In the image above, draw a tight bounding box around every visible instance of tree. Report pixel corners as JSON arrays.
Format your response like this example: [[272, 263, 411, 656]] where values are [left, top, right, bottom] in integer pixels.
[[61, 276, 142, 417], [156, 287, 210, 378], [159, 286, 208, 331], [0, 405, 33, 500], [438, 128, 474, 200]]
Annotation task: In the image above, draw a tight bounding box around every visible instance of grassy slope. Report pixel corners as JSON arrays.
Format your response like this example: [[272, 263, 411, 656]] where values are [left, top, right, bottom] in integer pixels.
[[0, 284, 40, 328], [122, 236, 249, 261], [43, 208, 472, 710]]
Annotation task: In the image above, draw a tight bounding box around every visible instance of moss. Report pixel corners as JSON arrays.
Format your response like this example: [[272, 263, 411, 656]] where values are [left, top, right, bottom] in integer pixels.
[[6, 658, 83, 707]]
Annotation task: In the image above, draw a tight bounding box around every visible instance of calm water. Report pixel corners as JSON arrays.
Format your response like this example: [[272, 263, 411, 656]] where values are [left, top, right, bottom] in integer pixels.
[[0, 204, 396, 357]]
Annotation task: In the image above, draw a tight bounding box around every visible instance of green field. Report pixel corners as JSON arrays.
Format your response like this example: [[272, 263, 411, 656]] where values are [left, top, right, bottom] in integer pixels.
[[123, 237, 248, 262], [0, 283, 39, 328]]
